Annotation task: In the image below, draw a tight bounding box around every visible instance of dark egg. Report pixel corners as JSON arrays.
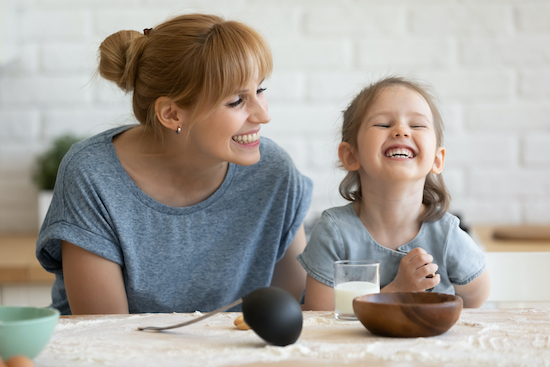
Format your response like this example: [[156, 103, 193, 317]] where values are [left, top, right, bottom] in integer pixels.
[[242, 287, 303, 346]]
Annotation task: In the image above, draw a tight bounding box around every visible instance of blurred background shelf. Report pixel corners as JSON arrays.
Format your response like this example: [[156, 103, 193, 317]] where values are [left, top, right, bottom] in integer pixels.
[[2, 228, 550, 309], [0, 234, 54, 307], [472, 226, 550, 309]]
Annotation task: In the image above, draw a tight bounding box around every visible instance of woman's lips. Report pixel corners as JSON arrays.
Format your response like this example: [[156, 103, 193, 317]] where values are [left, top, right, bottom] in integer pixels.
[[232, 130, 260, 144]]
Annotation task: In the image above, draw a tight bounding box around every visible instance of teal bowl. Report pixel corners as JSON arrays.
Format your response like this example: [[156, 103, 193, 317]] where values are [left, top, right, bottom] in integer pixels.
[[0, 306, 60, 360]]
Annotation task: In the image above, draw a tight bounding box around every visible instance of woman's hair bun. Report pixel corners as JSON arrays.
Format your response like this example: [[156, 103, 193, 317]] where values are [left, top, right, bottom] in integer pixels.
[[98, 30, 147, 92]]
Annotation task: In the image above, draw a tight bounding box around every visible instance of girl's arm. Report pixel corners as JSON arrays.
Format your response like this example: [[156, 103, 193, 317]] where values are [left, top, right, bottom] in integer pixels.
[[62, 241, 129, 314], [453, 269, 491, 308], [302, 275, 334, 311], [270, 225, 307, 301]]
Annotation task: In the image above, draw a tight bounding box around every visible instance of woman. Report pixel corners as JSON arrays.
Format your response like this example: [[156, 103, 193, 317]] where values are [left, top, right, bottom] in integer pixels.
[[36, 13, 313, 315]]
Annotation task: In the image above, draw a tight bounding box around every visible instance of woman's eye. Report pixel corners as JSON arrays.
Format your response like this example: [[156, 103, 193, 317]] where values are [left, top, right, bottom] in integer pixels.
[[257, 87, 267, 94], [227, 98, 243, 108]]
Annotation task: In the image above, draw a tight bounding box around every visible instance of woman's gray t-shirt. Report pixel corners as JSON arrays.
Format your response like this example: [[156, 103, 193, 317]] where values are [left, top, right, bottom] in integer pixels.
[[36, 126, 313, 315], [297, 203, 485, 294]]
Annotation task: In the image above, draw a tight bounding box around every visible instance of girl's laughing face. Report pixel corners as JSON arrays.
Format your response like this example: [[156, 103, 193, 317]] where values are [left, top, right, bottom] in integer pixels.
[[354, 85, 445, 184]]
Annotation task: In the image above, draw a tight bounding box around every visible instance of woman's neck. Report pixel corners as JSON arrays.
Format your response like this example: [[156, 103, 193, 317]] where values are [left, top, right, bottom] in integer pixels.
[[113, 125, 229, 207], [354, 178, 426, 250]]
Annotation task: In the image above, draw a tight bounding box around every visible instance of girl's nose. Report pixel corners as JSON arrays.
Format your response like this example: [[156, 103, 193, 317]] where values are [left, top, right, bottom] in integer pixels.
[[393, 124, 409, 138]]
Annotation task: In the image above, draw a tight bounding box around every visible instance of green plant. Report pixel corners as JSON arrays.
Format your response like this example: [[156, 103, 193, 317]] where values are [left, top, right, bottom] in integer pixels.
[[32, 134, 83, 191]]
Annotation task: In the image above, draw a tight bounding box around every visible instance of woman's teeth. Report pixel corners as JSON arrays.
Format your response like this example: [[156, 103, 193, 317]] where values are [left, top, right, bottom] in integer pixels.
[[386, 148, 414, 158], [232, 132, 260, 144]]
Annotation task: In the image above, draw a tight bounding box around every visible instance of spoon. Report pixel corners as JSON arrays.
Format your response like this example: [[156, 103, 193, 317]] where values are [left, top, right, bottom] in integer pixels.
[[137, 298, 243, 331], [137, 287, 303, 346]]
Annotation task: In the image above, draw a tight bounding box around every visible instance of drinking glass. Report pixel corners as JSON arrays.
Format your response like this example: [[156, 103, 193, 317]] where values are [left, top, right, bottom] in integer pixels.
[[334, 260, 380, 320]]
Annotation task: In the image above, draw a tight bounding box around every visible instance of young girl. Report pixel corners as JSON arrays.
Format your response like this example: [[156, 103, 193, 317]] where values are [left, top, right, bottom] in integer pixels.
[[36, 14, 313, 315], [298, 76, 490, 309]]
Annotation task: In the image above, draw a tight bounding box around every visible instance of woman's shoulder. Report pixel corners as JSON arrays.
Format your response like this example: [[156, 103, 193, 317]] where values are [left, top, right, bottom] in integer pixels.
[[247, 137, 312, 190], [257, 137, 294, 167], [64, 126, 129, 161], [59, 125, 131, 179]]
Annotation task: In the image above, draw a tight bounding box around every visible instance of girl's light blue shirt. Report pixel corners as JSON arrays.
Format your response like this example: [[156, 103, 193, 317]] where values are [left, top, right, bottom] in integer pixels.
[[297, 203, 486, 293]]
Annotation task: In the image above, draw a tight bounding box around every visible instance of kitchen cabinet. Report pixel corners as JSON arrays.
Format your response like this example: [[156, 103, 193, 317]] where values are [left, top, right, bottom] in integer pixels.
[[472, 226, 550, 308], [0, 234, 54, 307]]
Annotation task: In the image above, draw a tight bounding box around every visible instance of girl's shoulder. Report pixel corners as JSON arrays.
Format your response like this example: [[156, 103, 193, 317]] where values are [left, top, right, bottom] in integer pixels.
[[421, 212, 477, 250], [415, 213, 460, 247], [424, 212, 461, 233], [322, 203, 356, 222], [312, 204, 359, 236]]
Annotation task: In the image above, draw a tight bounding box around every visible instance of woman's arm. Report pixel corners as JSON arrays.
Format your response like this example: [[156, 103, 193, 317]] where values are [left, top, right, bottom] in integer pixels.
[[62, 241, 129, 314], [453, 269, 491, 308], [302, 274, 334, 311], [270, 225, 307, 301]]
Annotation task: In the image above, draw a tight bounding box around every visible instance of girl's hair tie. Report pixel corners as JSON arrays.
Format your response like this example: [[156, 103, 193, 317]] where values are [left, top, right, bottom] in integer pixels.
[[143, 28, 152, 36]]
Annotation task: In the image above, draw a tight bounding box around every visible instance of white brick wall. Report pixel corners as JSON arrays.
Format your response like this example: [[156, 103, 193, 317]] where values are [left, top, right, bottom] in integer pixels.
[[1, 0, 550, 233]]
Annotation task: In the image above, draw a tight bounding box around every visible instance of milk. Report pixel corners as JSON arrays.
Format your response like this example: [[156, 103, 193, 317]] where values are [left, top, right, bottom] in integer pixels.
[[334, 281, 380, 319]]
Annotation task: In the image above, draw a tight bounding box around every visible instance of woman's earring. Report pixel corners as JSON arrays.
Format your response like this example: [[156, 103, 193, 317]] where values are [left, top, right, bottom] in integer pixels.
[[176, 126, 181, 134]]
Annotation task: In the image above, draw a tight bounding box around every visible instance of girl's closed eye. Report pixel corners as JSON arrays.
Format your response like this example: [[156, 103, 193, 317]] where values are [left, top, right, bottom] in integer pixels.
[[257, 87, 267, 95], [410, 123, 427, 128]]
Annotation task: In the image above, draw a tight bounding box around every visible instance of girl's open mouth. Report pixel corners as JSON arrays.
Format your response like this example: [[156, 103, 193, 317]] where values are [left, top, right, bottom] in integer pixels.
[[385, 147, 416, 158]]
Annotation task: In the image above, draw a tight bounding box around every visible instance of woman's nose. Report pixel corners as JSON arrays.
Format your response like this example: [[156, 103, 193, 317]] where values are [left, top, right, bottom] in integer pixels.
[[248, 98, 271, 125]]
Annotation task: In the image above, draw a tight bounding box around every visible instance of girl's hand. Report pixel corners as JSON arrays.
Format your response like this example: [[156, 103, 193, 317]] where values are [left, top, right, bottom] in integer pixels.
[[383, 247, 440, 293]]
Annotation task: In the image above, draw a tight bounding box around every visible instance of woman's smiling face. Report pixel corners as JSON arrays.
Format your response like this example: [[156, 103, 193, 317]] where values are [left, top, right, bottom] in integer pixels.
[[184, 77, 271, 167], [354, 85, 445, 183]]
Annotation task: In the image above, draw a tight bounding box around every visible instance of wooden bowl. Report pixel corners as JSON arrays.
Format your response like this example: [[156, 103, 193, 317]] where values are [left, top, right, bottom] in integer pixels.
[[353, 292, 463, 338]]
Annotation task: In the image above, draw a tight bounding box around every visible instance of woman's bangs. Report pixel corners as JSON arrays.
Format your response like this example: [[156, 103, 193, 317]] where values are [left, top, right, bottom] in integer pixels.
[[206, 22, 273, 105]]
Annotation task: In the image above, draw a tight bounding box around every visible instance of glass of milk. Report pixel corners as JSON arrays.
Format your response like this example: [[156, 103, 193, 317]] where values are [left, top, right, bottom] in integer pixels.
[[334, 260, 380, 320]]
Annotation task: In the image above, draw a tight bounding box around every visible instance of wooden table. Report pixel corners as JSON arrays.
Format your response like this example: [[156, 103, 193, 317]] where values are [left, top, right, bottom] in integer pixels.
[[34, 309, 550, 366], [0, 234, 53, 284], [472, 226, 550, 252]]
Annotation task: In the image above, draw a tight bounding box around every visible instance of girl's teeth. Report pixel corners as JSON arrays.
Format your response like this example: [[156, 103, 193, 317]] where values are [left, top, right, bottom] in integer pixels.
[[386, 148, 414, 158], [233, 132, 260, 144]]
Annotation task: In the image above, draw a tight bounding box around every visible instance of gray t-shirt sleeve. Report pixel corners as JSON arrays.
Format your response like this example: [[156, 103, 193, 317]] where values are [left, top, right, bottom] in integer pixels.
[[274, 159, 313, 261], [444, 219, 486, 285], [297, 211, 343, 287], [37, 140, 124, 273]]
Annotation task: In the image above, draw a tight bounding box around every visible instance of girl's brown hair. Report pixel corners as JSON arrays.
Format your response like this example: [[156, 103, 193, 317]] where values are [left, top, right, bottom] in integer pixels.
[[97, 13, 273, 140], [339, 76, 450, 222]]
